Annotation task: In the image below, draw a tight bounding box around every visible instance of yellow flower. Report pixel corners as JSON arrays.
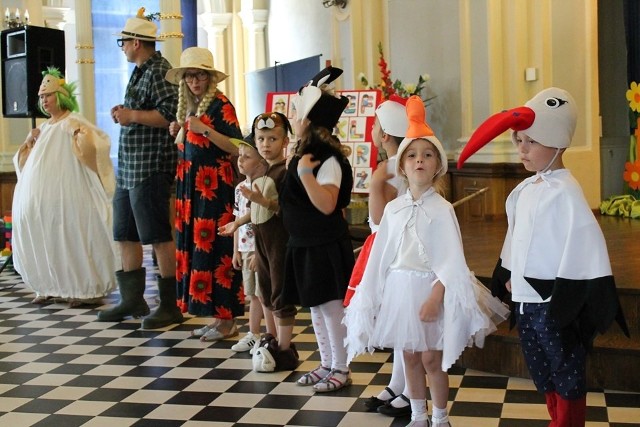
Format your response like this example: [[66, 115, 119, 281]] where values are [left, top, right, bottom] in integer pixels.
[[623, 160, 640, 190], [626, 81, 640, 112]]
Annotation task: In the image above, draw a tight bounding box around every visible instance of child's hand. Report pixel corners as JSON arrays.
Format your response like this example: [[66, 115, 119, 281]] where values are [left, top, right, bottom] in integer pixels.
[[240, 184, 269, 208], [419, 297, 441, 322], [232, 251, 242, 270], [505, 280, 512, 293], [370, 160, 394, 189], [218, 221, 237, 236]]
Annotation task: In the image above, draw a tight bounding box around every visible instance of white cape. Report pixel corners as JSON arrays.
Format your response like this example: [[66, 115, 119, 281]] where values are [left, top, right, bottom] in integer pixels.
[[344, 188, 509, 371], [11, 112, 118, 299]]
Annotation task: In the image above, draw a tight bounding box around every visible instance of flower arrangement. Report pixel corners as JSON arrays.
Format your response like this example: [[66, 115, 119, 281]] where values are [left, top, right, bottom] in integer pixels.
[[624, 82, 640, 194], [358, 43, 434, 103], [600, 82, 640, 218]]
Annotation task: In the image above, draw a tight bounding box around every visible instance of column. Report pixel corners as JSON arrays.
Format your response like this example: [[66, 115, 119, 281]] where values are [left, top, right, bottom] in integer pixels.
[[238, 8, 268, 71], [200, 12, 233, 89], [158, 0, 183, 67], [235, 5, 268, 124], [71, 0, 96, 123], [200, 7, 249, 122]]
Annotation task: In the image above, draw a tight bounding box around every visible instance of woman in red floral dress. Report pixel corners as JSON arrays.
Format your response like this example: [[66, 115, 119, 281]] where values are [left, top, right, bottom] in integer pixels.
[[166, 47, 243, 341]]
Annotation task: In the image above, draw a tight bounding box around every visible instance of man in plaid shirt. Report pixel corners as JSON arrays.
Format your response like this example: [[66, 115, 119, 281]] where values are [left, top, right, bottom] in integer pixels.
[[97, 9, 182, 330]]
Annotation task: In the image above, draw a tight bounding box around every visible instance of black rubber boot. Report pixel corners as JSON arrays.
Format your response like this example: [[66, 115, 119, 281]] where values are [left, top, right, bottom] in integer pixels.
[[97, 269, 149, 322], [141, 276, 183, 329]]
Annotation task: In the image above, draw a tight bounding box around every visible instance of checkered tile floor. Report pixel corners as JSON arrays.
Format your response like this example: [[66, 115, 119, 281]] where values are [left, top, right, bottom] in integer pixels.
[[0, 253, 638, 427]]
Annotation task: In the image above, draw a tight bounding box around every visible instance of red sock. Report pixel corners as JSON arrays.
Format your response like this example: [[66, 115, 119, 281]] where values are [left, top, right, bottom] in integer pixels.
[[545, 392, 557, 426], [555, 392, 586, 427]]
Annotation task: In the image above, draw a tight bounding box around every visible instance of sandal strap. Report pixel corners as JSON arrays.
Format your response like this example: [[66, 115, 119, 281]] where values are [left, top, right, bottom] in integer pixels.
[[299, 366, 330, 384], [321, 369, 350, 389], [394, 393, 410, 405], [432, 414, 450, 426], [384, 386, 397, 399]]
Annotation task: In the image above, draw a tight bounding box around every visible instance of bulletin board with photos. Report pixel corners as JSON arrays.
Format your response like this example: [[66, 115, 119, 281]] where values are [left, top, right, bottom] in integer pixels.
[[265, 90, 382, 194]]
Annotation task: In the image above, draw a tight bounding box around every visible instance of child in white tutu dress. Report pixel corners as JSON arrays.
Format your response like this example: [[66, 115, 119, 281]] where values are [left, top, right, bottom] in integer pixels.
[[344, 96, 509, 427]]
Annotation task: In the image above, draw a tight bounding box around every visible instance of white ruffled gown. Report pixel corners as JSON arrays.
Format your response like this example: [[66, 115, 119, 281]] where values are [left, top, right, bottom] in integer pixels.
[[11, 113, 118, 300]]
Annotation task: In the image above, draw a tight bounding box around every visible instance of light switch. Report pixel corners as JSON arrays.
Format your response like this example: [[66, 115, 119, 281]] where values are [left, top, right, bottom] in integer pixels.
[[525, 67, 537, 81]]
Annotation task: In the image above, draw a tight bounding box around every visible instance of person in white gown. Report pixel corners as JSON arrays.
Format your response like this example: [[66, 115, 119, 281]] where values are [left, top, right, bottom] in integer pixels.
[[12, 67, 118, 307]]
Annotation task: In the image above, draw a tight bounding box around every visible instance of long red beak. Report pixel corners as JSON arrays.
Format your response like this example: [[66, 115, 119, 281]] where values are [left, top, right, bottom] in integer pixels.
[[457, 106, 535, 169]]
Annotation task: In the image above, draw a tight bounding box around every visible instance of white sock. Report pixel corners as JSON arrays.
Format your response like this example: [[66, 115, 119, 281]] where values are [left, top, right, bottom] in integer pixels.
[[378, 347, 405, 400], [432, 405, 449, 424], [310, 305, 332, 369], [409, 398, 427, 420]]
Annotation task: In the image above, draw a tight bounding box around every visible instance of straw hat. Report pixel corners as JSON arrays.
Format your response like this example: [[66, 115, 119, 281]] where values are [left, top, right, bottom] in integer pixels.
[[165, 47, 228, 85], [114, 7, 161, 42]]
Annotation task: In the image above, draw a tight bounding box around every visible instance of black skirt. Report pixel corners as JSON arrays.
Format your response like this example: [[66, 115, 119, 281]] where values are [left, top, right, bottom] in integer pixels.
[[282, 235, 355, 307]]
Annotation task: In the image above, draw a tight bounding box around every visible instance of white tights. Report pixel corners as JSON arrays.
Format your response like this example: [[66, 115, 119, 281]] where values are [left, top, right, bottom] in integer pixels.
[[310, 300, 348, 371]]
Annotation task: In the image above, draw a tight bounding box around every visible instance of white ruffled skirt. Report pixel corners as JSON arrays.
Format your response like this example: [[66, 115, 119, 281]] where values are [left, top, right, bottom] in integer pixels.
[[369, 269, 444, 352]]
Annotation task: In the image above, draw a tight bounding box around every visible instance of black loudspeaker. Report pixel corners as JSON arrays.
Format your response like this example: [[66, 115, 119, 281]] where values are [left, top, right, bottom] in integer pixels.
[[1, 26, 65, 118]]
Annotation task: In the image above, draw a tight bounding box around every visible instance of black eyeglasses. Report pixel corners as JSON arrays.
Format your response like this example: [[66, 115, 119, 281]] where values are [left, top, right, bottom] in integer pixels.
[[117, 38, 132, 47], [184, 71, 210, 82]]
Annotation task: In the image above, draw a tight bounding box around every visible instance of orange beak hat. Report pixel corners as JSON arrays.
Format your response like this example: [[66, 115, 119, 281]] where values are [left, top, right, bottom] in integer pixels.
[[457, 87, 577, 169], [396, 95, 448, 177]]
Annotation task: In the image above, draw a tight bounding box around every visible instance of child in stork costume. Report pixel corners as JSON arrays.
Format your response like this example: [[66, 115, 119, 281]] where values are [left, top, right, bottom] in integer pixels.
[[280, 66, 355, 392], [344, 96, 412, 417], [457, 87, 629, 427], [345, 96, 509, 426]]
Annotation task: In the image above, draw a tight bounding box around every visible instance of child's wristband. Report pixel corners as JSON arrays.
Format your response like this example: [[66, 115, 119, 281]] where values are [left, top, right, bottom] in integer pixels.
[[298, 167, 314, 177]]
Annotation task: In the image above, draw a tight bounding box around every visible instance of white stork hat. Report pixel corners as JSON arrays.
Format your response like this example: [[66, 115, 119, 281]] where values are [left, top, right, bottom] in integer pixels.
[[457, 87, 577, 169]]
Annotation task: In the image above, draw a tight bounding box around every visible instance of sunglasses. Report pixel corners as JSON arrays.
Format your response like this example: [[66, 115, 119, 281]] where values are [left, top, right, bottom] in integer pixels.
[[117, 38, 133, 47]]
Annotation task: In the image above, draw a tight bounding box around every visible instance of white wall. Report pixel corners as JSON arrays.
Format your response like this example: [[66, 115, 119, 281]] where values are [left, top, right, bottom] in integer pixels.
[[265, 0, 333, 67], [388, 0, 462, 152]]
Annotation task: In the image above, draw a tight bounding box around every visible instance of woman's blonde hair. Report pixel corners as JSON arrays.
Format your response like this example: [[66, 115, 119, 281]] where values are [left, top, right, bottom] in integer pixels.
[[175, 74, 219, 125]]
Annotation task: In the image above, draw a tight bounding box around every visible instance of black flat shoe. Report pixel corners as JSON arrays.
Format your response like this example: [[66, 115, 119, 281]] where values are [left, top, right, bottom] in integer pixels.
[[364, 386, 397, 411], [364, 396, 386, 411], [377, 394, 411, 417]]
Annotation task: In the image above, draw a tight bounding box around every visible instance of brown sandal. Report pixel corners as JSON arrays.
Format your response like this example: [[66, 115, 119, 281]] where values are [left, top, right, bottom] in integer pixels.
[[31, 296, 54, 304]]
